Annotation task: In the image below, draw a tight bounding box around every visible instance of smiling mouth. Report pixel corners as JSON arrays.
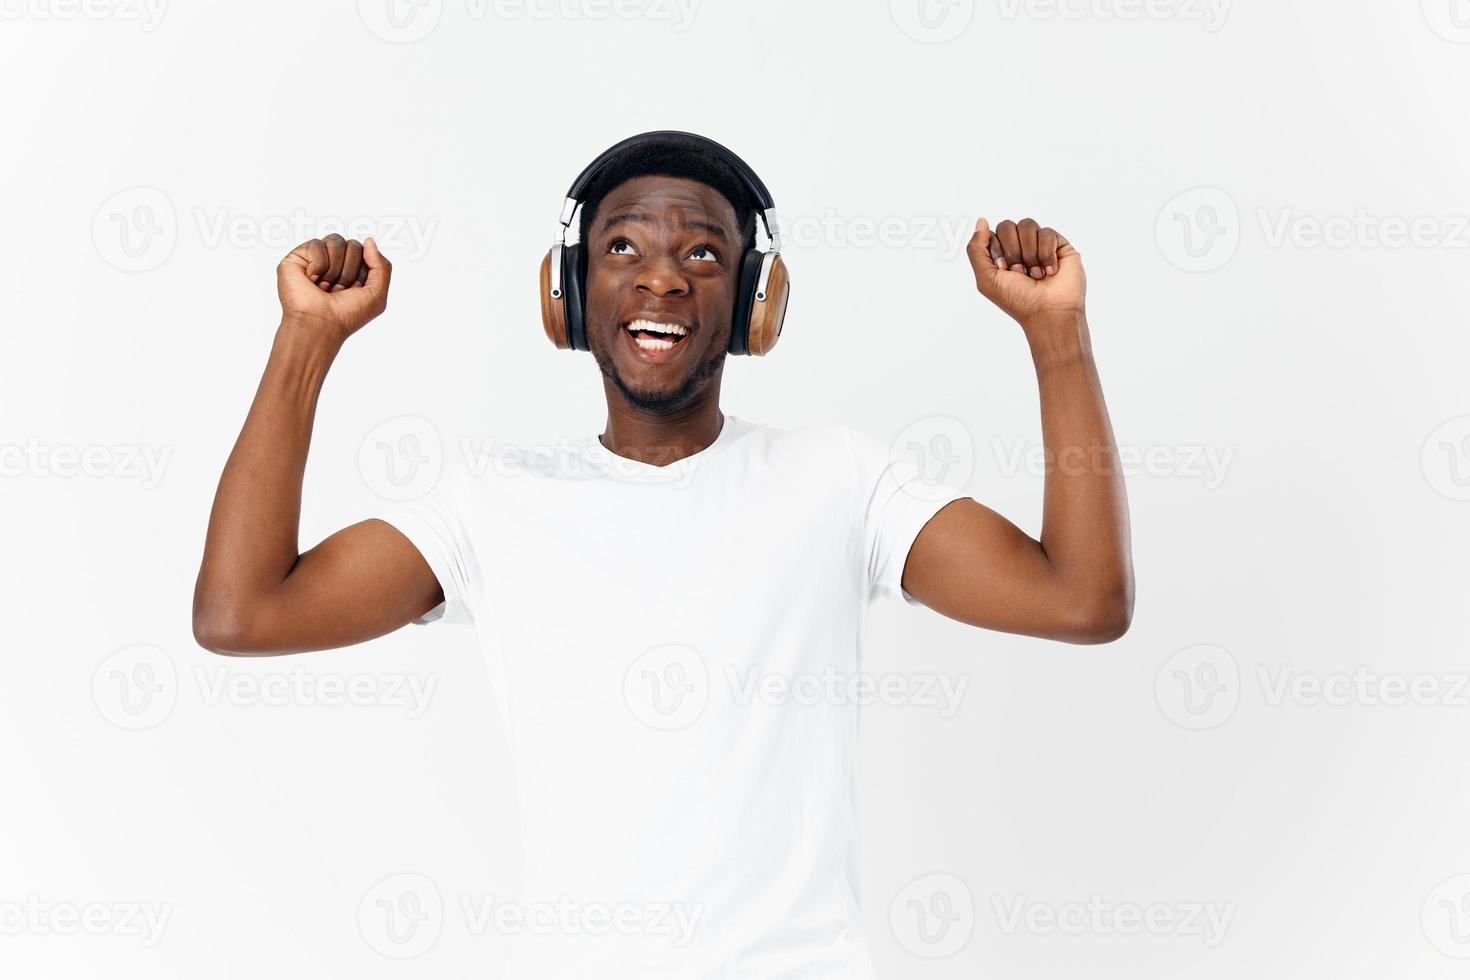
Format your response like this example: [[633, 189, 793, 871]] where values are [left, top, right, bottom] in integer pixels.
[[623, 317, 691, 354]]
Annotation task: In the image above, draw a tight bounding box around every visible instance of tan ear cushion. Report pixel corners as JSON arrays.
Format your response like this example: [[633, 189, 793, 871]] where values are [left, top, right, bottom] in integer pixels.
[[745, 254, 789, 356], [539, 251, 570, 349]]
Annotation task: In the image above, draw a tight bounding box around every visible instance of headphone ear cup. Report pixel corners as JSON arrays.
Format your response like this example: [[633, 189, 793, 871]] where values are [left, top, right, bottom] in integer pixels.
[[727, 248, 766, 355], [743, 253, 789, 357], [539, 250, 571, 349], [562, 243, 589, 351]]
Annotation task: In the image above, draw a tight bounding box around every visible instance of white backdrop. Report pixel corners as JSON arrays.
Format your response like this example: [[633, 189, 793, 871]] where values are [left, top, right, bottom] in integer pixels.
[[3, 1, 1469, 976]]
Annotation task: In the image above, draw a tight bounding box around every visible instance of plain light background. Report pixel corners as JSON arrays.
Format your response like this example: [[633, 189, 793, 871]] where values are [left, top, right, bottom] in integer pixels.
[[3, 0, 1469, 976]]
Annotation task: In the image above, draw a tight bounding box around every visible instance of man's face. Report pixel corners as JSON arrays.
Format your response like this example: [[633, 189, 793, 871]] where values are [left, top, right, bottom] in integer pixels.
[[583, 175, 743, 412]]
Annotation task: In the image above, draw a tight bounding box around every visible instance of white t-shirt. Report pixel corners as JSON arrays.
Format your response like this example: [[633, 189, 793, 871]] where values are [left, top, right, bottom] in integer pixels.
[[378, 414, 970, 979]]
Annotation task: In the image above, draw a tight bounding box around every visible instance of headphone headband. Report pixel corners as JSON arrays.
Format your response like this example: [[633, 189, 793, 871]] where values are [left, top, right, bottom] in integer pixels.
[[564, 130, 775, 213], [558, 131, 779, 251]]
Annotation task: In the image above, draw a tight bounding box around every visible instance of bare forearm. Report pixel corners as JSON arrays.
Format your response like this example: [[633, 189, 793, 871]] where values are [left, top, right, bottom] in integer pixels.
[[904, 217, 1132, 643], [194, 319, 339, 625], [191, 235, 440, 656], [1028, 312, 1133, 622]]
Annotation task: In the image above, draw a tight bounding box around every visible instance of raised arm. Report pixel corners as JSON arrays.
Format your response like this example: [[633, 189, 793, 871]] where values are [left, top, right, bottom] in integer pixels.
[[192, 235, 443, 656], [901, 218, 1134, 644]]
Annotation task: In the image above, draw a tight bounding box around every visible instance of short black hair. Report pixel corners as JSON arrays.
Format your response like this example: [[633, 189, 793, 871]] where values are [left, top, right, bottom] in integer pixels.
[[576, 135, 761, 251]]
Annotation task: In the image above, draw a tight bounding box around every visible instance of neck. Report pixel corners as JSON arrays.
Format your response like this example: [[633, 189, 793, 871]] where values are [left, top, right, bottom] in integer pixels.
[[599, 377, 725, 467]]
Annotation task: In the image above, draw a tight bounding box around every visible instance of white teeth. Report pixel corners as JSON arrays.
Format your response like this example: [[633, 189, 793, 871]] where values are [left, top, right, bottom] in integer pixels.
[[633, 335, 676, 351], [625, 318, 688, 337]]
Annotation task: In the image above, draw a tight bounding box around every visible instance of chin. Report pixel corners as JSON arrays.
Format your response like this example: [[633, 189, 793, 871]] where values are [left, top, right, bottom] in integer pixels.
[[593, 336, 722, 413], [614, 370, 701, 413]]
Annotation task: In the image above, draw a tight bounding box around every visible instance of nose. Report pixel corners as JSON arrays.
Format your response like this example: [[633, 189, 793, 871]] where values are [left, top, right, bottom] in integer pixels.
[[634, 254, 689, 297]]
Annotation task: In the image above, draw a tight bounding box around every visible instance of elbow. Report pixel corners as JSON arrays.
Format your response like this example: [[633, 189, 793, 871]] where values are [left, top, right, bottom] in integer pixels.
[[192, 600, 263, 656], [1064, 582, 1135, 645]]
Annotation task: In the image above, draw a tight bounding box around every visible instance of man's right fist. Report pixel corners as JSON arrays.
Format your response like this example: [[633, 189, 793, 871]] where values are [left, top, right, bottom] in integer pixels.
[[276, 234, 392, 339]]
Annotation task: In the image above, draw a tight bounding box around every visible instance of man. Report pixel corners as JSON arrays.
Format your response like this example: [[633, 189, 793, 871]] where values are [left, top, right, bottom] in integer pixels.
[[193, 132, 1132, 978]]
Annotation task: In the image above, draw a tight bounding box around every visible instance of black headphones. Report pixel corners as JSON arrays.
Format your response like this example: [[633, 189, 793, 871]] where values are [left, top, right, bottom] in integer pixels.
[[539, 130, 790, 356]]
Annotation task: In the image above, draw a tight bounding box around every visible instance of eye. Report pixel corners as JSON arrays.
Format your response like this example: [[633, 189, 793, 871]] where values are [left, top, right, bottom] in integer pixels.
[[608, 239, 638, 256], [689, 245, 719, 263]]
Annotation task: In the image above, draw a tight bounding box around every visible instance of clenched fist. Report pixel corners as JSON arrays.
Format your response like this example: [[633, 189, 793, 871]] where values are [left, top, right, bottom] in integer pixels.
[[276, 233, 392, 341], [967, 218, 1085, 332]]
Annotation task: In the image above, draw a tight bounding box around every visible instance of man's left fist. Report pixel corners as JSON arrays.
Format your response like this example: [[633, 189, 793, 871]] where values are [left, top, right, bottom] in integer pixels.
[[966, 217, 1086, 329]]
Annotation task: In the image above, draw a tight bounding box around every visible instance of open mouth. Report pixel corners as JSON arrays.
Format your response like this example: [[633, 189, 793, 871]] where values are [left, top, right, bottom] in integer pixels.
[[623, 317, 692, 355]]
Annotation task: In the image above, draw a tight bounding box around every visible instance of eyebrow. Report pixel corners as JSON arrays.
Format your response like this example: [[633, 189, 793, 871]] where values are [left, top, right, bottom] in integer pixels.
[[598, 212, 729, 241]]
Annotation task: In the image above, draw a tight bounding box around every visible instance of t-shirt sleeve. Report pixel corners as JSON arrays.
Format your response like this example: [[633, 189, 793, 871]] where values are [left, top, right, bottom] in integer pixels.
[[373, 464, 478, 626], [845, 426, 972, 605]]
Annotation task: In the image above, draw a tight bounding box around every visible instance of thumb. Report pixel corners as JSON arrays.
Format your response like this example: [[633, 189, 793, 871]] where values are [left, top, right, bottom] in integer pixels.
[[965, 218, 1002, 301], [362, 237, 393, 300]]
